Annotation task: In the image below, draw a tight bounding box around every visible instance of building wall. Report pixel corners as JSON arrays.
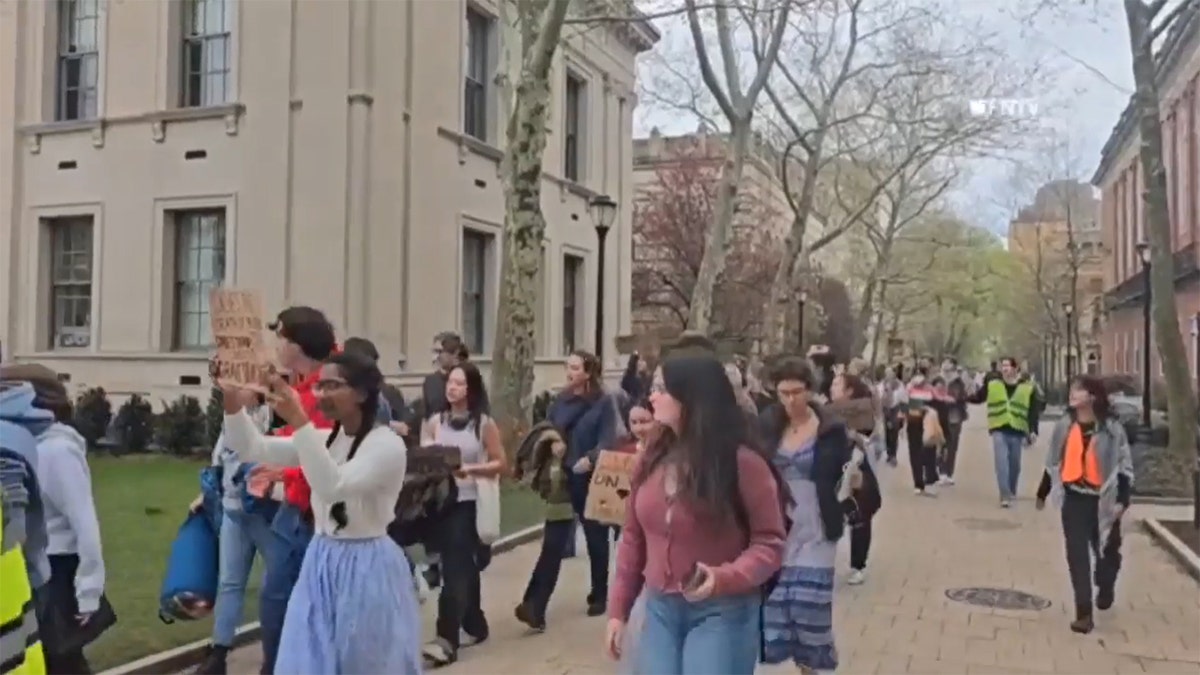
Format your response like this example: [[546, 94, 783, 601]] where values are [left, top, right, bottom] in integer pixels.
[[0, 0, 657, 402], [1094, 13, 1200, 382]]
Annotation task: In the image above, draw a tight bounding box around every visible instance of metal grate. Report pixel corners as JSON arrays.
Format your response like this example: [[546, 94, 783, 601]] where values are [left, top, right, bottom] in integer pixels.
[[945, 587, 1051, 611]]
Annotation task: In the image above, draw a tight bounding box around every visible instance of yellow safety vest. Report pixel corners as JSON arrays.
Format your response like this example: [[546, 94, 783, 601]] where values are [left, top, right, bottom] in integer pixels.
[[985, 379, 1034, 433], [0, 498, 45, 675]]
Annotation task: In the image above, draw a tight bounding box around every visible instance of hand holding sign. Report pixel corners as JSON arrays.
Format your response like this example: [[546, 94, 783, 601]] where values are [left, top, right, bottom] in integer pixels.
[[209, 288, 274, 392], [584, 450, 638, 526]]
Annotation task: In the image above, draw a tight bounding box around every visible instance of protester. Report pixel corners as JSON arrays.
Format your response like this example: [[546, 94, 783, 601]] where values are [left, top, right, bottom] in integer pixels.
[[1035, 376, 1132, 634], [878, 367, 907, 467], [905, 371, 940, 495], [220, 351, 421, 673], [936, 372, 969, 486], [605, 355, 785, 674], [969, 356, 1041, 508], [830, 373, 882, 586], [1, 365, 107, 674], [341, 336, 410, 434], [421, 362, 506, 667]]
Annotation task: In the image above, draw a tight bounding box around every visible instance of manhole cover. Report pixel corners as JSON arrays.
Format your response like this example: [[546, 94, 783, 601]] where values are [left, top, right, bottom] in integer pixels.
[[945, 587, 1051, 611], [955, 517, 1021, 531]]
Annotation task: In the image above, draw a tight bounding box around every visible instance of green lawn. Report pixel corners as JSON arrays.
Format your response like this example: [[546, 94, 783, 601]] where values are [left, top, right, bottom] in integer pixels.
[[84, 455, 545, 670]]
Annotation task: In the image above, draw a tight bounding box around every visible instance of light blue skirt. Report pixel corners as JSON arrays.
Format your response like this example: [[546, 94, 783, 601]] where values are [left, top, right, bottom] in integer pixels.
[[275, 534, 423, 674]]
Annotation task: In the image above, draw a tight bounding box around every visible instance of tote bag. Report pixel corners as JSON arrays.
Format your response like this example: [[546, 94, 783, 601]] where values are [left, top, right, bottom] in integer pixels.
[[475, 477, 502, 544]]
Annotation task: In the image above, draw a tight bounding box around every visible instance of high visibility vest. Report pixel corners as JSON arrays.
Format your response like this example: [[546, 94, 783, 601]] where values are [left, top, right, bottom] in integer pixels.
[[1061, 423, 1102, 487], [985, 379, 1034, 433], [0, 499, 46, 675]]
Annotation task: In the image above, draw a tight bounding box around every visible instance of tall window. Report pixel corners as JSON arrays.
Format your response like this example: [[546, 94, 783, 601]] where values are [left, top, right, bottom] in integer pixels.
[[462, 231, 492, 353], [562, 254, 583, 353], [464, 7, 492, 141], [48, 217, 94, 349], [182, 0, 232, 107], [563, 73, 585, 181], [174, 210, 226, 349], [56, 0, 100, 121]]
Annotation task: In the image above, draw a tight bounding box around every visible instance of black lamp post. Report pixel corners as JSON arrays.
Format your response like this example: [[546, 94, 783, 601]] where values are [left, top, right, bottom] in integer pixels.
[[589, 194, 617, 363], [796, 289, 809, 353], [1063, 301, 1074, 386], [1136, 241, 1152, 427], [1191, 312, 1199, 530]]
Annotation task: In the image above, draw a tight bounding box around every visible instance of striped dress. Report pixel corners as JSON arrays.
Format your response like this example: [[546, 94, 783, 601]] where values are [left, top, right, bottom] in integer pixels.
[[762, 437, 838, 671]]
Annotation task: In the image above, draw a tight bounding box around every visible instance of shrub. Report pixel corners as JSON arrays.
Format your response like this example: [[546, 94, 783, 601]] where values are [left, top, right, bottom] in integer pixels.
[[113, 395, 154, 453], [204, 387, 224, 447], [531, 390, 555, 426], [155, 395, 207, 456], [72, 386, 113, 449]]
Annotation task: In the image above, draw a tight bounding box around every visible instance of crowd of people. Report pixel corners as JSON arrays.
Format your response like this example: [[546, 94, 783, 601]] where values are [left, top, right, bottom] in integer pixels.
[[0, 307, 1137, 675]]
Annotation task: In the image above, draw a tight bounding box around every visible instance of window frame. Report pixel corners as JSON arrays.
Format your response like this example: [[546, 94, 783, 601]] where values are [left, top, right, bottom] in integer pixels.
[[461, 229, 491, 354], [56, 0, 101, 121], [48, 216, 95, 350], [562, 254, 584, 354], [180, 0, 233, 108], [172, 209, 227, 350], [463, 6, 492, 142], [563, 71, 586, 182]]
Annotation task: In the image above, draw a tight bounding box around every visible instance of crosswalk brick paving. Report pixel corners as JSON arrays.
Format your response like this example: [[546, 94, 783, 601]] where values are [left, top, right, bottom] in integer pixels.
[[221, 416, 1200, 674]]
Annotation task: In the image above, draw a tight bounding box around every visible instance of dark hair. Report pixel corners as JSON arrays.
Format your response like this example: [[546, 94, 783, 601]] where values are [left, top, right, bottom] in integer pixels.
[[437, 332, 469, 361], [943, 357, 958, 366], [1071, 375, 1112, 420], [769, 356, 817, 391], [443, 361, 487, 438], [635, 355, 748, 523], [839, 373, 873, 400], [630, 396, 654, 414], [999, 356, 1018, 369], [342, 336, 380, 362], [570, 349, 603, 395], [270, 306, 336, 361], [323, 350, 384, 532], [930, 376, 946, 387]]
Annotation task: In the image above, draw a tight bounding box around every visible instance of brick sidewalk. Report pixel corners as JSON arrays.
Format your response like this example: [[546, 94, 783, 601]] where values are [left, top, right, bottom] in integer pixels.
[[222, 418, 1200, 674]]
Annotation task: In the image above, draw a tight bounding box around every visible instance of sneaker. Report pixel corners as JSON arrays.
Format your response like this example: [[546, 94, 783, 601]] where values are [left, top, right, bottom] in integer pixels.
[[943, 476, 956, 486], [1070, 609, 1095, 634], [922, 486, 937, 497], [847, 569, 866, 585], [514, 603, 546, 633], [193, 645, 228, 675], [586, 600, 607, 617], [1000, 499, 1011, 508], [422, 638, 457, 668], [914, 488, 925, 496]]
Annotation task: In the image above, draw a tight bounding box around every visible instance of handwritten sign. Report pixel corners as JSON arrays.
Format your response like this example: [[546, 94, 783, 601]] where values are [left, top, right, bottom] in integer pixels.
[[209, 288, 272, 388], [584, 450, 638, 526]]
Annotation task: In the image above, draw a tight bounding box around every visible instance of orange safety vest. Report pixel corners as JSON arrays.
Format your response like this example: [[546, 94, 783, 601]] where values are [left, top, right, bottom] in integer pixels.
[[1061, 423, 1102, 487]]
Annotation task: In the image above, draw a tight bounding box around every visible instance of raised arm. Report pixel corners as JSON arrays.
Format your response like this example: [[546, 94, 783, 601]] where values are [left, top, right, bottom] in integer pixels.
[[222, 409, 308, 466], [292, 425, 406, 502]]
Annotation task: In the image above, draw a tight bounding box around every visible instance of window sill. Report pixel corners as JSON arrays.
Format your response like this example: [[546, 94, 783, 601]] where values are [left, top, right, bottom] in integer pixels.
[[13, 351, 211, 362], [19, 103, 246, 153], [435, 126, 600, 202]]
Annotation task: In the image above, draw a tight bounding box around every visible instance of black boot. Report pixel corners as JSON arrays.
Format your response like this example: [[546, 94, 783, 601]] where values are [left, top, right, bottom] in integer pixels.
[[1096, 584, 1115, 610], [585, 593, 606, 617], [1070, 605, 1094, 634], [193, 645, 229, 675], [514, 602, 546, 632]]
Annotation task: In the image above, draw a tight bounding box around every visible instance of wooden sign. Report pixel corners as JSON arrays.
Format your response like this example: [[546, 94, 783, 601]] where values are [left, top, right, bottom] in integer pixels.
[[209, 288, 272, 388], [584, 450, 638, 526]]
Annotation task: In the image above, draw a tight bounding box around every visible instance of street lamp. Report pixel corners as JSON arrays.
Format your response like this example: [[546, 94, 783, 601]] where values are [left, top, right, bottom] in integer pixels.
[[1136, 241, 1151, 427], [1063, 301, 1074, 385], [589, 194, 618, 363], [1191, 312, 1199, 530], [796, 289, 809, 353]]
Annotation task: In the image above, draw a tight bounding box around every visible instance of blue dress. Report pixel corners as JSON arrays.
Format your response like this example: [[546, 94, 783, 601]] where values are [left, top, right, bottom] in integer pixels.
[[762, 438, 839, 670]]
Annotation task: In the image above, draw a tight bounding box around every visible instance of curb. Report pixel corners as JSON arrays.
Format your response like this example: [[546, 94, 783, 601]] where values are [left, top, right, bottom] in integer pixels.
[[1131, 495, 1195, 506], [98, 523, 547, 675], [1141, 517, 1200, 582]]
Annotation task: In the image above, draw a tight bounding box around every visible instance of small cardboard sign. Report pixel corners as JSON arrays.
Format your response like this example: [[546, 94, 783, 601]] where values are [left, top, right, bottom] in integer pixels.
[[209, 288, 272, 389], [408, 444, 463, 477], [584, 450, 638, 526]]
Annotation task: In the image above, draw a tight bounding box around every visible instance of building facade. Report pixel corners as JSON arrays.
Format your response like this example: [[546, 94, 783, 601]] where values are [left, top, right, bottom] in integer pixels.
[[1093, 9, 1200, 386], [0, 0, 657, 401]]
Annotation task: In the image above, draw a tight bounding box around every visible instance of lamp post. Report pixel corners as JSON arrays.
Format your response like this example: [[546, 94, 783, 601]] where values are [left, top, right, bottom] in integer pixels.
[[796, 289, 809, 353], [1063, 301, 1074, 385], [1136, 241, 1152, 427], [589, 194, 617, 364], [1191, 312, 1199, 530]]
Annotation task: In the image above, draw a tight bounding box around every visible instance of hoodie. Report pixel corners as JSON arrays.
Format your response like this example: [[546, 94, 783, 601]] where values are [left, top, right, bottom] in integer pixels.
[[36, 422, 106, 613], [0, 382, 53, 588]]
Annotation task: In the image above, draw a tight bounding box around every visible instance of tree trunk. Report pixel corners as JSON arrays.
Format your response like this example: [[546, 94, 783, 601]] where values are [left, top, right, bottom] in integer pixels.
[[868, 280, 889, 368], [1123, 0, 1198, 465], [489, 0, 571, 456], [686, 120, 752, 333]]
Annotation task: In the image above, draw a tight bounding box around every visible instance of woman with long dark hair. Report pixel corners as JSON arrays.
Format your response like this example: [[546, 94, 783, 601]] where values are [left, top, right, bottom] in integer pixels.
[[421, 361, 506, 667], [1036, 375, 1132, 635], [829, 373, 883, 587], [220, 351, 420, 673], [605, 355, 786, 674]]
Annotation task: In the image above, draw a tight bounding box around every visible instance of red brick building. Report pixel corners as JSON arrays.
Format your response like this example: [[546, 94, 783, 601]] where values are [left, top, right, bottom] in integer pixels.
[[1094, 12, 1200, 388]]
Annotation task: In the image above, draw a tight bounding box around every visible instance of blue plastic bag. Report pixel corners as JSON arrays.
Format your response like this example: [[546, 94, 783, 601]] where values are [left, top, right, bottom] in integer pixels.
[[158, 510, 219, 624]]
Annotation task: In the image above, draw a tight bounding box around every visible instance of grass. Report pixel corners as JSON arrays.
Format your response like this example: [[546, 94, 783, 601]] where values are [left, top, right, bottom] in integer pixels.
[[84, 454, 546, 671]]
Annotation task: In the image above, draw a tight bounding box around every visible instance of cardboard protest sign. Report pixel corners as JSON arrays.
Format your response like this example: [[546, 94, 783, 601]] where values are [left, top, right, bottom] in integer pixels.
[[407, 444, 463, 477], [584, 450, 638, 526], [209, 288, 272, 389]]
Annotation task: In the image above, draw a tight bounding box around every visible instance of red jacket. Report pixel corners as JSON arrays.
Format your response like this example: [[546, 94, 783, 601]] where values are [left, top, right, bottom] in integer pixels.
[[276, 369, 334, 513]]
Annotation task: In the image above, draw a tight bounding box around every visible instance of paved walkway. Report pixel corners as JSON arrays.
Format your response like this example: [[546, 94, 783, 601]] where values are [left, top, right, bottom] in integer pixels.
[[223, 417, 1200, 674]]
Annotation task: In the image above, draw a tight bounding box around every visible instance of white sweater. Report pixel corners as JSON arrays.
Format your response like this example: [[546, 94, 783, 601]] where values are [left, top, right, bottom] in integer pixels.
[[222, 411, 406, 538]]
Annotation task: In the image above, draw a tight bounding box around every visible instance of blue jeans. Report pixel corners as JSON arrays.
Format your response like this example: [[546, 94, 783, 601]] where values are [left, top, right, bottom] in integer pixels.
[[260, 504, 312, 674], [635, 591, 761, 675], [212, 509, 275, 646], [991, 431, 1025, 500]]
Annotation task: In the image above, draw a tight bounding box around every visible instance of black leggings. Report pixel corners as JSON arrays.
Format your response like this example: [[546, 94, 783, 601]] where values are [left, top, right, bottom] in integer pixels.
[[1061, 490, 1123, 613], [434, 501, 488, 649], [906, 420, 938, 489], [849, 521, 872, 570]]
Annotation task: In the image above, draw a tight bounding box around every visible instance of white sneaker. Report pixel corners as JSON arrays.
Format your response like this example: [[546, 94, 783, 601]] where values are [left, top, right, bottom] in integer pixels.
[[914, 488, 924, 496], [847, 569, 866, 585], [923, 486, 938, 497], [943, 476, 956, 486], [1000, 499, 1011, 508]]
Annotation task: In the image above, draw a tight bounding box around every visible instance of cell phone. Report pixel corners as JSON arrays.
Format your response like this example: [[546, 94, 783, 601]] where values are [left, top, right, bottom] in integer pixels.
[[684, 563, 707, 592]]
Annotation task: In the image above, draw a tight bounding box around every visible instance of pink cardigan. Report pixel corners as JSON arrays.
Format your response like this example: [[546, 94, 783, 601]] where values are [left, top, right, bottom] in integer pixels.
[[607, 447, 786, 622]]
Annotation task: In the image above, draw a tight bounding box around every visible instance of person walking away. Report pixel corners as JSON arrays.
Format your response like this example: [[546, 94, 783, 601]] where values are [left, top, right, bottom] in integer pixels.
[[879, 368, 907, 467], [536, 351, 619, 618], [938, 373, 968, 486], [0, 365, 108, 674], [829, 373, 883, 587], [220, 352, 422, 673], [905, 372, 939, 495], [969, 357, 1041, 508], [257, 306, 337, 674], [1036, 376, 1132, 635], [604, 355, 785, 674], [421, 362, 506, 667], [758, 358, 865, 672]]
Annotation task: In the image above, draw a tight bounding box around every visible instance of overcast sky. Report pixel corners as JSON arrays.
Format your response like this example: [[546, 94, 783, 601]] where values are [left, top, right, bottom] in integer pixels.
[[633, 1, 1135, 236]]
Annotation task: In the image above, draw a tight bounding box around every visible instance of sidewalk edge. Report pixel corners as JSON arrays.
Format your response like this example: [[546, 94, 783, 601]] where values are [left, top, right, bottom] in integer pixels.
[[98, 523, 547, 675], [1141, 517, 1200, 582]]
